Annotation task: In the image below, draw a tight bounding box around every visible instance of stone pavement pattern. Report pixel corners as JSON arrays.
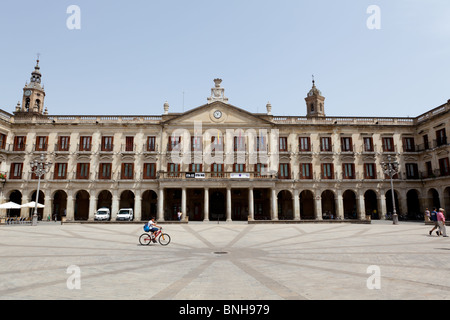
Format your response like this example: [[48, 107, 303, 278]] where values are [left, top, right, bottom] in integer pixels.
[[0, 221, 449, 300]]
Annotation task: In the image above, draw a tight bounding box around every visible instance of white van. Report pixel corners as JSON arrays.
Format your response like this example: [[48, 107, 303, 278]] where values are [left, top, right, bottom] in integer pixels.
[[94, 208, 111, 221], [116, 208, 134, 221]]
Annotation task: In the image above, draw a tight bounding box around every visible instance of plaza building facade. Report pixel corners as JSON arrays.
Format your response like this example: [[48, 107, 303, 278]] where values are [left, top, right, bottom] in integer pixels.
[[0, 61, 449, 222]]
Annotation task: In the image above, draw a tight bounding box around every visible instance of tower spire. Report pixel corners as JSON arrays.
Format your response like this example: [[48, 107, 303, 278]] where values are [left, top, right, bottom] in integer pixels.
[[16, 57, 46, 115]]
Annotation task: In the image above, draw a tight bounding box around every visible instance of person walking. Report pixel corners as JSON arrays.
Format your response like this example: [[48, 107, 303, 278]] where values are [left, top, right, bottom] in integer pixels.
[[425, 208, 430, 222], [429, 208, 440, 236], [437, 208, 448, 237]]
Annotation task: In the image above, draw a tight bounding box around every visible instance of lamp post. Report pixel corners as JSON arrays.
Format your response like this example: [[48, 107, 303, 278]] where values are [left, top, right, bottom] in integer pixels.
[[30, 154, 52, 226], [381, 155, 399, 225]]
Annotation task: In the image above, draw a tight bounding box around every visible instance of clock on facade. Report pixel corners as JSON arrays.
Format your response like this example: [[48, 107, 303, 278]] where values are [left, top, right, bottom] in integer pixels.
[[213, 110, 222, 119], [25, 90, 32, 97]]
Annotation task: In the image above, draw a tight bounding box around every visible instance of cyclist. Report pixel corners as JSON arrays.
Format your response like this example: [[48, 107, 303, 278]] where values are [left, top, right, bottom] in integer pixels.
[[146, 217, 161, 243]]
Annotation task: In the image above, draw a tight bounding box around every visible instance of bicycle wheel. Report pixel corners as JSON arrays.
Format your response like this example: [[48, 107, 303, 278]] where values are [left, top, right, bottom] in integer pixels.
[[139, 233, 152, 246], [158, 233, 171, 246]]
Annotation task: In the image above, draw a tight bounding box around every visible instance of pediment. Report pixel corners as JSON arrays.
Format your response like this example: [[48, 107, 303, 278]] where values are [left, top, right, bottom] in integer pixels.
[[162, 101, 272, 127]]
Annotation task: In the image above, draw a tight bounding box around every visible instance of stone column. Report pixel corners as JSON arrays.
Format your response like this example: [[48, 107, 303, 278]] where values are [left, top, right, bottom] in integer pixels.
[[336, 192, 344, 220], [293, 189, 300, 221], [111, 191, 119, 221], [204, 188, 209, 222], [88, 195, 97, 221], [248, 187, 254, 221], [135, 192, 142, 222], [357, 194, 365, 220], [226, 187, 232, 222], [271, 189, 278, 221], [158, 188, 164, 221], [379, 194, 387, 220], [181, 187, 187, 220], [21, 194, 29, 218], [315, 196, 322, 220], [44, 195, 52, 221]]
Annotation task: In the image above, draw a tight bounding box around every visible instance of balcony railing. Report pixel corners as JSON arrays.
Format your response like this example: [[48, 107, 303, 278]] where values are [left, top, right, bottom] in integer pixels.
[[158, 171, 277, 180]]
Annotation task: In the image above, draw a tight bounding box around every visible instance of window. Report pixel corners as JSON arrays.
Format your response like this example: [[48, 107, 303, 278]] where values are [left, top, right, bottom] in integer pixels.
[[382, 137, 394, 152], [299, 137, 311, 152], [13, 136, 26, 151], [321, 163, 334, 179], [35, 136, 48, 151], [439, 157, 450, 176], [405, 163, 419, 179], [279, 137, 288, 152], [58, 136, 70, 151], [320, 137, 332, 152], [341, 137, 353, 152], [403, 137, 415, 152], [342, 163, 355, 179], [234, 136, 245, 152], [79, 136, 92, 151], [0, 133, 6, 150], [168, 136, 181, 151], [147, 136, 156, 152], [233, 163, 245, 173], [425, 161, 433, 178], [121, 163, 134, 179], [436, 128, 447, 147], [255, 163, 268, 177], [256, 135, 267, 152], [189, 164, 202, 172], [143, 163, 157, 179], [363, 137, 374, 152], [54, 163, 67, 180], [211, 163, 224, 178], [300, 163, 312, 179], [191, 136, 202, 152], [167, 163, 180, 178], [99, 163, 112, 180], [423, 134, 430, 150], [364, 163, 377, 179], [76, 163, 90, 180], [278, 163, 291, 179], [125, 137, 134, 152], [9, 163, 23, 179], [211, 135, 224, 151], [101, 136, 113, 151]]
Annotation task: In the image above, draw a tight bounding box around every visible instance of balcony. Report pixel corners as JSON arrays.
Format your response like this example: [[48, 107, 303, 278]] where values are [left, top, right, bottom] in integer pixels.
[[99, 144, 114, 154], [158, 171, 277, 180], [361, 144, 377, 155], [54, 143, 70, 154], [121, 144, 136, 154], [77, 144, 92, 153], [33, 143, 48, 153], [142, 143, 158, 154], [434, 136, 448, 148]]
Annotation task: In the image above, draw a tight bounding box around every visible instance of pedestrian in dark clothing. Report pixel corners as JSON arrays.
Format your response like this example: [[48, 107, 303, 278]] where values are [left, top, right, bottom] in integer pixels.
[[429, 208, 440, 236]]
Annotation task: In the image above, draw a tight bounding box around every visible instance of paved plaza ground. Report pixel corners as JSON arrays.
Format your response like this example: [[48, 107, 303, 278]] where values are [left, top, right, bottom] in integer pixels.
[[0, 220, 449, 300]]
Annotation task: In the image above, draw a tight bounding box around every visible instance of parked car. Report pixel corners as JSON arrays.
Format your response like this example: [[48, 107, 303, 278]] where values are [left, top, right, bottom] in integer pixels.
[[116, 208, 134, 221], [94, 208, 111, 221]]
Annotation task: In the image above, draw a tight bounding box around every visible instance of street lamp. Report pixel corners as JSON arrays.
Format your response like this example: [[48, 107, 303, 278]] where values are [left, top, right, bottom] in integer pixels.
[[30, 154, 52, 226], [381, 155, 399, 225]]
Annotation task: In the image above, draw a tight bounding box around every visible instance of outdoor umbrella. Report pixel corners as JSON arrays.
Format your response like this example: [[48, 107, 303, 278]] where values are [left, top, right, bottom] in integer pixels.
[[0, 202, 21, 209], [20, 201, 45, 208], [0, 201, 22, 218]]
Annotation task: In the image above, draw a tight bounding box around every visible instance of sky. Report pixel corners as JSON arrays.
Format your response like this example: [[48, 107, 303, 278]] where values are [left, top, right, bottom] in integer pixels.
[[0, 0, 449, 117]]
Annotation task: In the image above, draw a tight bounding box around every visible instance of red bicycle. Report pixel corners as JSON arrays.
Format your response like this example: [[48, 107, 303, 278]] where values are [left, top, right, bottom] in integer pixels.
[[139, 227, 171, 246]]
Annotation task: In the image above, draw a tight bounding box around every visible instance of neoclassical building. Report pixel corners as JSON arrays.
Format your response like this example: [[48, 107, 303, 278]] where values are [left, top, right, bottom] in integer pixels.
[[0, 60, 449, 222]]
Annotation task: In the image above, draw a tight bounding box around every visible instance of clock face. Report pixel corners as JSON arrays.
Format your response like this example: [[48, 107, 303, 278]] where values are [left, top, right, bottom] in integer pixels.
[[213, 110, 222, 119], [25, 90, 32, 97]]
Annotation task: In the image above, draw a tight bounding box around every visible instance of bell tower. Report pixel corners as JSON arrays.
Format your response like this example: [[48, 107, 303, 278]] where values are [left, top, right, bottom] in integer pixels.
[[17, 57, 46, 115], [305, 76, 325, 118]]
